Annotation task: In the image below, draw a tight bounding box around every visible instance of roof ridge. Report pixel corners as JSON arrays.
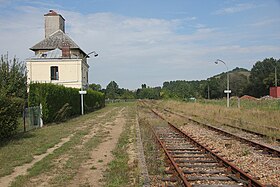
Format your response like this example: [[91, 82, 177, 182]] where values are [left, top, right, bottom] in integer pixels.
[[30, 30, 86, 55]]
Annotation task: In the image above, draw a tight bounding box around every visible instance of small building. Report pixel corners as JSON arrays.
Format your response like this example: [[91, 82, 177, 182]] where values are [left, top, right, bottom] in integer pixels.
[[26, 10, 94, 89], [270, 87, 280, 98]]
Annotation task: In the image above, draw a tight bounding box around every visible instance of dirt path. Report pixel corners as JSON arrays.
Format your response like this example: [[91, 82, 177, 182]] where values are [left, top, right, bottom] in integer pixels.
[[0, 108, 117, 187], [68, 107, 126, 186], [0, 134, 74, 187]]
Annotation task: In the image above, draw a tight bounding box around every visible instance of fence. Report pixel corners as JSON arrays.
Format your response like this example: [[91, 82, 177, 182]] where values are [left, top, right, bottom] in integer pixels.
[[23, 104, 43, 132]]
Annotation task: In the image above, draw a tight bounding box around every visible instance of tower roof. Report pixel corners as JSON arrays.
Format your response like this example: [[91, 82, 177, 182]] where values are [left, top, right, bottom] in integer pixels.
[[30, 30, 86, 55]]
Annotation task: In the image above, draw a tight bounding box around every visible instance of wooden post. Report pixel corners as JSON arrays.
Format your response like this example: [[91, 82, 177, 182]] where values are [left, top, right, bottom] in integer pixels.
[[238, 97, 240, 108]]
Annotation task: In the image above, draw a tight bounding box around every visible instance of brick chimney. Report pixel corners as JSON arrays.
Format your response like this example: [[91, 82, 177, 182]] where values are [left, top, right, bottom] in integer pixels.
[[44, 10, 65, 38], [61, 45, 70, 58]]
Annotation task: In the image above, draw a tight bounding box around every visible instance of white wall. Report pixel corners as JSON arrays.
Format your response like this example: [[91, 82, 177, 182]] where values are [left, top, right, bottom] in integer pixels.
[[27, 59, 89, 89]]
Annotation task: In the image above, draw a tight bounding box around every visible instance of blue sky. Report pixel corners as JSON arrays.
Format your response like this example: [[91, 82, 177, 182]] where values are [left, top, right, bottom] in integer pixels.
[[0, 0, 280, 89]]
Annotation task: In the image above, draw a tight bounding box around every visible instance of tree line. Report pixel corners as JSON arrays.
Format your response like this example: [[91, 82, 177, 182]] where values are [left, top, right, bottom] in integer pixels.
[[98, 58, 280, 100]]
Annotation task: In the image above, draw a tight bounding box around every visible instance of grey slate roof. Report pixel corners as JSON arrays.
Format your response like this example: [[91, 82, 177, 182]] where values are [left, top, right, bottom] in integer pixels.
[[30, 30, 83, 52]]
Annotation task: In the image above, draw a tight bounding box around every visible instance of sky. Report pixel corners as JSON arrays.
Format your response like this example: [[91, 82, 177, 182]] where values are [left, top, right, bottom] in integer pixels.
[[0, 0, 280, 89]]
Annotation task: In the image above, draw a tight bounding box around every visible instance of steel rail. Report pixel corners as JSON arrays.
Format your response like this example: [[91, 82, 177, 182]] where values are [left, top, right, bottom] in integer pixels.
[[164, 108, 280, 142], [151, 108, 265, 187], [163, 108, 280, 156], [151, 127, 191, 187]]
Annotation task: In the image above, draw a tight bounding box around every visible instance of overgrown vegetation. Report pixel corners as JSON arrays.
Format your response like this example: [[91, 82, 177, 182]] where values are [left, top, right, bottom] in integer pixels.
[[138, 104, 167, 185], [29, 83, 105, 123], [0, 96, 24, 139], [0, 54, 26, 139], [104, 103, 137, 186]]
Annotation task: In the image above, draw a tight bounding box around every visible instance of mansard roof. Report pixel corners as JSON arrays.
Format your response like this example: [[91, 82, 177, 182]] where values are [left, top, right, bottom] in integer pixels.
[[30, 30, 86, 55]]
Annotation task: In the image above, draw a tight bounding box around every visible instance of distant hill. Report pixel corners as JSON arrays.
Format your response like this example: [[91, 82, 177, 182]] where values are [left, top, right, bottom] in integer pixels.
[[213, 67, 250, 79]]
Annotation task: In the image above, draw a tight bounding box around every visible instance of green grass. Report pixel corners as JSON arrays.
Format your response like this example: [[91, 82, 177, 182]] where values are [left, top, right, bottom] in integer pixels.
[[0, 104, 117, 177], [104, 102, 138, 187], [9, 111, 117, 186], [0, 102, 139, 186], [10, 128, 88, 187]]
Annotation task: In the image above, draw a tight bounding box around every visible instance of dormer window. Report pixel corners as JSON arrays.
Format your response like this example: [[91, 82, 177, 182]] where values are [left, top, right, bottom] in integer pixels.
[[41, 53, 47, 58], [50, 66, 59, 80]]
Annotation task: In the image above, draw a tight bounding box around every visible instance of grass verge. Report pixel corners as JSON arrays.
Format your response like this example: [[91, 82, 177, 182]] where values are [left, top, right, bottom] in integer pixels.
[[0, 105, 114, 178], [104, 102, 138, 187]]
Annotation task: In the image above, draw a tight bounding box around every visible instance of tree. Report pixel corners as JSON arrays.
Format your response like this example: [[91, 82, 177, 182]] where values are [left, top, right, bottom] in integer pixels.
[[136, 87, 161, 99], [105, 81, 119, 99], [0, 54, 27, 98], [204, 78, 224, 99], [246, 58, 280, 97], [88, 83, 101, 91], [141, 84, 147, 89], [0, 53, 26, 139], [229, 73, 249, 97]]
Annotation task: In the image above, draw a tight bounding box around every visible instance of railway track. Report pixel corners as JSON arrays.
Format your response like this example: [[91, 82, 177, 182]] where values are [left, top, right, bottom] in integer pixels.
[[144, 100, 279, 141], [150, 109, 265, 187], [161, 108, 280, 157], [165, 109, 280, 142]]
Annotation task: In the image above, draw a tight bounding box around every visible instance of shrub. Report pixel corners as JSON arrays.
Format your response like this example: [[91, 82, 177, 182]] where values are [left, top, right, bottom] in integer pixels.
[[29, 83, 105, 123], [0, 96, 24, 139]]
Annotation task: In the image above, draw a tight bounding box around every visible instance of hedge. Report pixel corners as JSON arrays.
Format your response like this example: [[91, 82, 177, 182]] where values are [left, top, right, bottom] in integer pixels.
[[0, 96, 24, 139], [29, 83, 105, 123]]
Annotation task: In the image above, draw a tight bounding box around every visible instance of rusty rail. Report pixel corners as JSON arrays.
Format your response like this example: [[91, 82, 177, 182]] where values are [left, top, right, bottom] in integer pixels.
[[162, 108, 280, 157], [150, 108, 265, 187]]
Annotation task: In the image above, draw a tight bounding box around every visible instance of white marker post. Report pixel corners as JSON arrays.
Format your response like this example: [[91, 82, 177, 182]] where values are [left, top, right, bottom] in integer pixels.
[[224, 90, 231, 107], [79, 90, 87, 115]]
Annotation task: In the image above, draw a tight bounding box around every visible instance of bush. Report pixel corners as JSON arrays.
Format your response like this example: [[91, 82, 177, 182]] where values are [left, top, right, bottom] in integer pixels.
[[29, 83, 105, 123], [0, 96, 24, 139]]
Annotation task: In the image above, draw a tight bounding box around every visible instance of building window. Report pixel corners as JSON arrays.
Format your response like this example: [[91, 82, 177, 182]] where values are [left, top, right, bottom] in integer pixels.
[[50, 66, 59, 80]]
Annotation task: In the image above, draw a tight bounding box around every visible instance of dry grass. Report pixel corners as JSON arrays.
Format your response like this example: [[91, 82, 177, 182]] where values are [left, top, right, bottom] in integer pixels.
[[156, 100, 280, 140], [137, 103, 167, 185]]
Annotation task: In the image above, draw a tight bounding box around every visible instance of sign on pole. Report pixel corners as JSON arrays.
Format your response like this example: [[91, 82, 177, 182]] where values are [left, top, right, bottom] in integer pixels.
[[224, 90, 231, 94], [79, 90, 87, 94]]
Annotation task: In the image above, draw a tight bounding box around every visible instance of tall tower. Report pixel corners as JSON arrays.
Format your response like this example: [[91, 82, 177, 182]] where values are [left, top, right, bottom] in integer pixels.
[[44, 10, 65, 38]]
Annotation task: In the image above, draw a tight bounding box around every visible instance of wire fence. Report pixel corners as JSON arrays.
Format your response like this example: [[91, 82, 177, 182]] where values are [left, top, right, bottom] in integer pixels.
[[23, 105, 43, 132]]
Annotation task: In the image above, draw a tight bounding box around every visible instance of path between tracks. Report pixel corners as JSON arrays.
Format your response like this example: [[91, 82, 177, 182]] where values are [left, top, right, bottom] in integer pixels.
[[68, 107, 126, 186]]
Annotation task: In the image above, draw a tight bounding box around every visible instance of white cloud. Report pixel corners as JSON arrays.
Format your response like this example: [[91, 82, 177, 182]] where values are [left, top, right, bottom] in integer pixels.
[[250, 18, 280, 27], [214, 3, 259, 15], [0, 5, 279, 89]]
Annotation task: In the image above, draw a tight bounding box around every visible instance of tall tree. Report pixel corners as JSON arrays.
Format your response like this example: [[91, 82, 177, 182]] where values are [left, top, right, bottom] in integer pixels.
[[105, 81, 119, 99], [246, 58, 280, 97], [88, 83, 102, 91], [0, 54, 27, 98]]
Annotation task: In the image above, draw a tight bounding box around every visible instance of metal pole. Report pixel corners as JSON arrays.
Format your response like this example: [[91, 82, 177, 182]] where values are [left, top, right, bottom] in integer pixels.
[[80, 51, 98, 115], [81, 92, 84, 115], [227, 72, 229, 108], [215, 59, 230, 108]]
